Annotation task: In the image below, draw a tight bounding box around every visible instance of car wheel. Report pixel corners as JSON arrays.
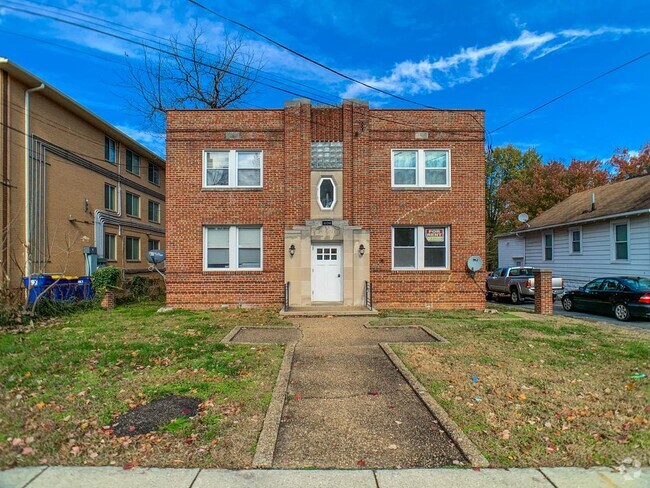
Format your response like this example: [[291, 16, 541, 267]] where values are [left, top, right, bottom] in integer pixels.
[[510, 288, 521, 304], [562, 296, 573, 311], [614, 303, 631, 322], [486, 291, 493, 300]]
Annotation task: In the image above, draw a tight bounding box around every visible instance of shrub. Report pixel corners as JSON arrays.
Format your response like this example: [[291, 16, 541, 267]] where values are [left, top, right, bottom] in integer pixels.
[[92, 266, 121, 294], [118, 275, 165, 304]]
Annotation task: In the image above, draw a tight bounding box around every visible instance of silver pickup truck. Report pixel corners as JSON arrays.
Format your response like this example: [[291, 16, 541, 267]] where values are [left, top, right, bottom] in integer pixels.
[[486, 266, 564, 304]]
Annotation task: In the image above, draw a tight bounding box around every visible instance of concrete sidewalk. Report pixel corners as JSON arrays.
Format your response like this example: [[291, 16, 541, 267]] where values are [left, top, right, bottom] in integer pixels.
[[2, 466, 648, 488]]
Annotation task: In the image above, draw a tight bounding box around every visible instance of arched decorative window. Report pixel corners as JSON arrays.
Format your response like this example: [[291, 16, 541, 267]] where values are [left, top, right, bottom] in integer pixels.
[[317, 177, 336, 210]]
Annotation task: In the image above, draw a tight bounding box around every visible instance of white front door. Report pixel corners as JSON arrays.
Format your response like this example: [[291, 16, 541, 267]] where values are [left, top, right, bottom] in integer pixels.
[[311, 244, 343, 302]]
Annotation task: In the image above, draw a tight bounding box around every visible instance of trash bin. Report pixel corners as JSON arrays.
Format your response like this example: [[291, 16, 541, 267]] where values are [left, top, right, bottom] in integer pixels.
[[76, 276, 94, 300], [22, 275, 54, 303]]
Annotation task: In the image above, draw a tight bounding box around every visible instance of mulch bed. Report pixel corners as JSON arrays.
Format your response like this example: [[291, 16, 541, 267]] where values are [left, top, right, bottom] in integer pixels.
[[110, 395, 201, 437]]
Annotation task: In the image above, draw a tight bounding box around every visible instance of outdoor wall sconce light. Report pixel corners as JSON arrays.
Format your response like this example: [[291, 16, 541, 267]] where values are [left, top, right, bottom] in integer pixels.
[[358, 244, 366, 256], [289, 244, 296, 257]]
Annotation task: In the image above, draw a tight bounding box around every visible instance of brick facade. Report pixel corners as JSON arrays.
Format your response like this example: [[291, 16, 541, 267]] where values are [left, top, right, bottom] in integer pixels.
[[534, 269, 554, 315], [166, 99, 486, 310]]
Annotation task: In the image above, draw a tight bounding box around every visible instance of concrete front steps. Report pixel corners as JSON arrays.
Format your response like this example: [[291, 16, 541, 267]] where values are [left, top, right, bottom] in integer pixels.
[[280, 306, 378, 317]]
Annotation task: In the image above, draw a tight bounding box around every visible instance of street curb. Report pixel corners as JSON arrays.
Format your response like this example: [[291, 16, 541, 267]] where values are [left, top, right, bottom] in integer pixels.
[[380, 343, 490, 468], [252, 342, 296, 468]]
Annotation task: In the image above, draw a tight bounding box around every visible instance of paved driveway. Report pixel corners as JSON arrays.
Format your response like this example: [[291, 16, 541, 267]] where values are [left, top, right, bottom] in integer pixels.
[[495, 299, 650, 331]]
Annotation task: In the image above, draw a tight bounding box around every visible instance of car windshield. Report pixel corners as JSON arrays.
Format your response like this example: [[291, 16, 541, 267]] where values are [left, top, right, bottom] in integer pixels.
[[620, 278, 650, 291]]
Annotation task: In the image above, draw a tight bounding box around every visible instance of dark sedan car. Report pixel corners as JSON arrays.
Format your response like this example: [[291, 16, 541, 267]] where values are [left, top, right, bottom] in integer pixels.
[[561, 277, 650, 321]]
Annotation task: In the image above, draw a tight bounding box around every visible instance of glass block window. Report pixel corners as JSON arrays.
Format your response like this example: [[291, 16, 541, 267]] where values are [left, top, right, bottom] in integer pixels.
[[311, 142, 343, 169]]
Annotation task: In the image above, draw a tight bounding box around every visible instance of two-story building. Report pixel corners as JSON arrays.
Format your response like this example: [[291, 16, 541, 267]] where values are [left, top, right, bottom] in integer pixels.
[[0, 58, 166, 287], [166, 98, 485, 310]]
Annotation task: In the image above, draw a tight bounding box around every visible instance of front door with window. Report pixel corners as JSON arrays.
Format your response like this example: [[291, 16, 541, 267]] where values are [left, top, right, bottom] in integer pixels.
[[311, 244, 342, 302]]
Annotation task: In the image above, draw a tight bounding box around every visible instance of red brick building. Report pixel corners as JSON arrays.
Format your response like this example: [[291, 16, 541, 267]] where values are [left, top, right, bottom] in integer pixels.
[[166, 99, 485, 310]]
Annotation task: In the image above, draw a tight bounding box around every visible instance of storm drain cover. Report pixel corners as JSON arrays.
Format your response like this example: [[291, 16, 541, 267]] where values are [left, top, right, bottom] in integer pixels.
[[110, 395, 201, 437]]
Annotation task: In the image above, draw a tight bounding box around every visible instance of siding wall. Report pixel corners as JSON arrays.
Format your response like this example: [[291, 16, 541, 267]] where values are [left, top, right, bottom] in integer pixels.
[[497, 236, 525, 268], [522, 213, 650, 289]]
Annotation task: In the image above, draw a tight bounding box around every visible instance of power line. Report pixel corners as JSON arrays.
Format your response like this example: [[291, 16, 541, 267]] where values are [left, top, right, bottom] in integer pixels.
[[185, 0, 488, 135], [1, 3, 484, 138], [490, 50, 650, 134]]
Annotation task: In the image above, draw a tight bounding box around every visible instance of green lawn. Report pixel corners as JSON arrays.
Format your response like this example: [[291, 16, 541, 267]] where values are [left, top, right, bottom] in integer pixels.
[[381, 310, 650, 468], [0, 304, 287, 469]]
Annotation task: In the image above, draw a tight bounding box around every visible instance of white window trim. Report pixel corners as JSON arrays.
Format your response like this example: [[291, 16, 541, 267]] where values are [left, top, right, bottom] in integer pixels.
[[203, 225, 263, 271], [105, 136, 116, 164], [104, 183, 116, 212], [391, 149, 451, 189], [610, 219, 630, 263], [104, 233, 116, 261], [148, 162, 161, 186], [317, 177, 337, 211], [542, 232, 553, 262], [125, 236, 141, 262], [202, 150, 263, 189], [569, 226, 582, 255], [391, 226, 450, 270], [125, 192, 140, 218], [148, 200, 161, 223], [126, 150, 141, 176]]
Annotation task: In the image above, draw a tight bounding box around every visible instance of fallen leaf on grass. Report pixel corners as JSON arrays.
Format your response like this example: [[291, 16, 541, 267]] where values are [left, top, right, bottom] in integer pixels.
[[35, 402, 45, 409], [123, 461, 138, 470], [21, 447, 34, 456], [356, 459, 366, 467], [368, 390, 380, 396], [501, 429, 510, 440], [387, 444, 397, 450]]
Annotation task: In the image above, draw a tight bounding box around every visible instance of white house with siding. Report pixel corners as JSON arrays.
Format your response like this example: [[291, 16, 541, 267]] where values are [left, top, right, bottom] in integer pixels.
[[497, 175, 650, 290]]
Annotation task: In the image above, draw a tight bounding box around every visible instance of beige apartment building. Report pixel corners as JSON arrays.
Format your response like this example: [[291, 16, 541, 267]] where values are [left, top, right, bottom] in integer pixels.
[[0, 58, 165, 288]]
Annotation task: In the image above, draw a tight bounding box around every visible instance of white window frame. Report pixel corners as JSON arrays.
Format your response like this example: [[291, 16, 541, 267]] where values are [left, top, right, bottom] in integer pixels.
[[203, 225, 263, 271], [125, 236, 141, 261], [105, 136, 116, 163], [104, 183, 116, 211], [392, 226, 450, 270], [148, 200, 160, 223], [104, 233, 116, 261], [610, 219, 630, 262], [126, 149, 140, 176], [125, 191, 140, 218], [148, 162, 161, 186], [569, 226, 582, 255], [202, 150, 263, 189], [542, 232, 553, 262], [317, 177, 337, 211], [391, 149, 451, 189], [148, 239, 160, 251]]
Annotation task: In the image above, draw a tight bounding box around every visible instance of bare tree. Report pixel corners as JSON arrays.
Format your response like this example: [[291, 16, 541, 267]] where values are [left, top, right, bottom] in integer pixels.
[[125, 23, 264, 132]]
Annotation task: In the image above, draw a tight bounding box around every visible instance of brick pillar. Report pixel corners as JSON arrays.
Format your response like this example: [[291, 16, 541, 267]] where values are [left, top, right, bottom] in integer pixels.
[[533, 269, 553, 315], [101, 290, 115, 310]]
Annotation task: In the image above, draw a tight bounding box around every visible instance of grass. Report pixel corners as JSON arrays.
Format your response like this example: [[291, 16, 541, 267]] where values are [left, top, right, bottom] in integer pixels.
[[379, 310, 650, 468], [0, 303, 288, 469]]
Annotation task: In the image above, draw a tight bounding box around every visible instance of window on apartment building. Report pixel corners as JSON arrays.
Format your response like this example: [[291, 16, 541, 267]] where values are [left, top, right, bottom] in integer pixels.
[[543, 233, 553, 261], [104, 233, 116, 261], [148, 239, 160, 251], [148, 163, 161, 185], [204, 226, 262, 270], [392, 226, 449, 270], [148, 200, 160, 223], [612, 221, 629, 261], [126, 236, 140, 261], [104, 183, 116, 211], [105, 136, 116, 163], [126, 192, 140, 218], [392, 149, 450, 188], [126, 150, 140, 175], [203, 150, 262, 188], [570, 227, 582, 254]]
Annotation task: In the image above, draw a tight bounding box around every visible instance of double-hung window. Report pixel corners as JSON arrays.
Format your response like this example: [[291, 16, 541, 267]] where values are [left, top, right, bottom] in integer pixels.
[[392, 226, 449, 270], [569, 227, 582, 254], [126, 192, 140, 218], [543, 233, 553, 261], [126, 150, 140, 175], [148, 200, 160, 223], [148, 239, 160, 251], [104, 234, 116, 261], [612, 221, 629, 261], [126, 237, 140, 261], [392, 149, 450, 188], [148, 163, 161, 185], [104, 183, 116, 211], [105, 136, 116, 163], [203, 150, 262, 188], [204, 226, 262, 270]]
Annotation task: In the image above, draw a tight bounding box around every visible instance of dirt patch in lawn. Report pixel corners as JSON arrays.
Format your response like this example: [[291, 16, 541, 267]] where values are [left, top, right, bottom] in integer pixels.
[[379, 312, 650, 468], [111, 395, 201, 437]]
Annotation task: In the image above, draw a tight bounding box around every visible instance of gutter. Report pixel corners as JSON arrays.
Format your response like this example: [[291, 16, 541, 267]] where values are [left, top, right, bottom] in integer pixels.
[[24, 82, 45, 277], [502, 209, 650, 237]]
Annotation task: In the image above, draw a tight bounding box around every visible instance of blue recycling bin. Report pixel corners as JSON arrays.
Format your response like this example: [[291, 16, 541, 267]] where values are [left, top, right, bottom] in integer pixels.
[[22, 275, 55, 303]]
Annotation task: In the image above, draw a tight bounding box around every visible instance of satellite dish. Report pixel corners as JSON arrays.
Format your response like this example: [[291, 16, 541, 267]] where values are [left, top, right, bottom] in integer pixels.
[[467, 256, 483, 273], [147, 249, 166, 265], [518, 213, 529, 223]]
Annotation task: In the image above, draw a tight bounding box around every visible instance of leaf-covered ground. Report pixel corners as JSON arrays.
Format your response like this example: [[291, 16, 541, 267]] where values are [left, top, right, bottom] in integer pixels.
[[0, 304, 287, 469], [383, 311, 650, 468]]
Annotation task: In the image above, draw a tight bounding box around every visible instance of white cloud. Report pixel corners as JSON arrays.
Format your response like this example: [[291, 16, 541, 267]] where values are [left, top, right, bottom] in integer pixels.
[[116, 124, 165, 157], [341, 27, 650, 98]]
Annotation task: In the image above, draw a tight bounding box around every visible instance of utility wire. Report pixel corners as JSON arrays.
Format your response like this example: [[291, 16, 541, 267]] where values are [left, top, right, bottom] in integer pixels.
[[490, 50, 650, 134]]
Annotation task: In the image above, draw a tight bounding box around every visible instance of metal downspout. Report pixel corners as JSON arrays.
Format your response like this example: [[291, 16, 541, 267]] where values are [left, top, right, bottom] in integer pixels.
[[24, 82, 45, 277]]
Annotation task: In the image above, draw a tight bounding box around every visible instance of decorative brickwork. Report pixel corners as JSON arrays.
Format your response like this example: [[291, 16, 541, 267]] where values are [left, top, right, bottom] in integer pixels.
[[166, 100, 486, 310], [533, 269, 554, 315]]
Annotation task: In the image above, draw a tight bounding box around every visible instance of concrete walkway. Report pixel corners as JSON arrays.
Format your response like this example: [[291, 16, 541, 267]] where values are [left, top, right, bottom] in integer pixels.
[[2, 465, 648, 487], [270, 317, 463, 468]]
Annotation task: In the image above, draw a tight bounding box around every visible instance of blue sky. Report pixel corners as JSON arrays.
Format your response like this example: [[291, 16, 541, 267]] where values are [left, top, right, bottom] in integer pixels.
[[1, 0, 649, 160]]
